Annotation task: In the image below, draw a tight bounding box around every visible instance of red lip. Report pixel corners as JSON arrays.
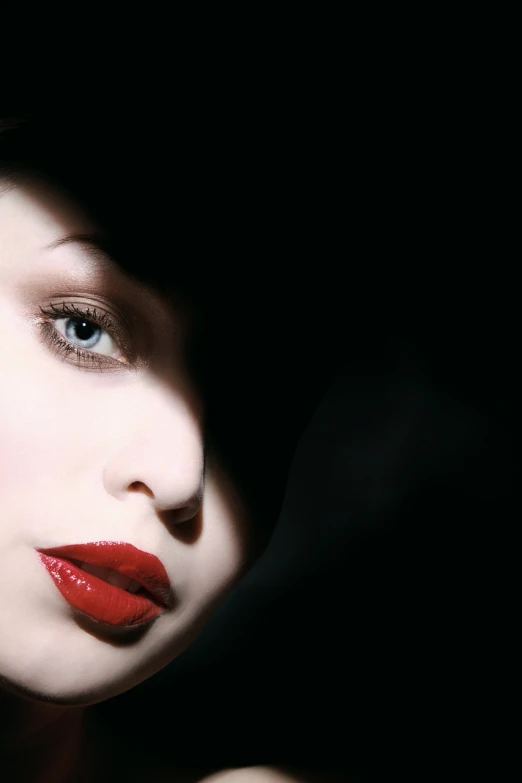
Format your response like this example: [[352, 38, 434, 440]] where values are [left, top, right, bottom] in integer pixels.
[[36, 541, 172, 628]]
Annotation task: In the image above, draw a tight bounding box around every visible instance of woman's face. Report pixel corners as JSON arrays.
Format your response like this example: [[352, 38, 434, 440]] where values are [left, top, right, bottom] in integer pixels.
[[0, 179, 252, 705]]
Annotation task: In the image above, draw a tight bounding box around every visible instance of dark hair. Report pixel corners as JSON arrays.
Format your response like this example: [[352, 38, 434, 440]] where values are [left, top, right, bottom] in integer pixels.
[[1, 107, 343, 550]]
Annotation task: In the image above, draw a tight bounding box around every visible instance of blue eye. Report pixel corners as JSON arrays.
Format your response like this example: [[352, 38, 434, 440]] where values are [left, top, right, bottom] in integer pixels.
[[38, 301, 129, 369], [64, 317, 103, 349], [55, 316, 119, 357]]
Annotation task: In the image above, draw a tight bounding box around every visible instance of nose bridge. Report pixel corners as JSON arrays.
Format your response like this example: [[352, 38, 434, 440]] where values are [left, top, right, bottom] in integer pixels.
[[103, 377, 204, 512]]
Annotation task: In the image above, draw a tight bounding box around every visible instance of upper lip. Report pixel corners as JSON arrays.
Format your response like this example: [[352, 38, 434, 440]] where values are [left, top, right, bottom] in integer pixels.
[[36, 541, 172, 607]]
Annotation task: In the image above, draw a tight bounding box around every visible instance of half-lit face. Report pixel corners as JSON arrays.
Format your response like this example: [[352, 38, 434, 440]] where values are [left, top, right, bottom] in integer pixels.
[[0, 178, 252, 705]]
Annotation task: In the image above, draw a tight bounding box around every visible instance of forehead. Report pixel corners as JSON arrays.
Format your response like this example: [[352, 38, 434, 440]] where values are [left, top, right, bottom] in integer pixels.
[[0, 177, 107, 272], [0, 179, 179, 310]]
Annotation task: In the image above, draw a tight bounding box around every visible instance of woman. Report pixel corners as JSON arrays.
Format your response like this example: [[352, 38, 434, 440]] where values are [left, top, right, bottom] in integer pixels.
[[0, 109, 343, 781]]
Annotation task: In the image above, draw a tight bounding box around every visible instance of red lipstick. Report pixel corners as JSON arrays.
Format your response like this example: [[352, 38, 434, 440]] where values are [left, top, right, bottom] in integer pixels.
[[36, 541, 172, 627]]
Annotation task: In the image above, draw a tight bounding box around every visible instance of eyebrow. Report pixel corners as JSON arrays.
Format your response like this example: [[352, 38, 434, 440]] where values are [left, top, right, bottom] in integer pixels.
[[44, 232, 123, 275], [45, 232, 112, 256]]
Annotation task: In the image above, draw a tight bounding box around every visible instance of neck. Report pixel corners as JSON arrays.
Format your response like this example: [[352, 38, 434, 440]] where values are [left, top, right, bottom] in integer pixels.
[[0, 686, 85, 783]]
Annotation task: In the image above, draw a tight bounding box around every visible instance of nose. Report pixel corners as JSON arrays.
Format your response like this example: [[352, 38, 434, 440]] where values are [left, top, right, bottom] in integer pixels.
[[102, 380, 204, 523]]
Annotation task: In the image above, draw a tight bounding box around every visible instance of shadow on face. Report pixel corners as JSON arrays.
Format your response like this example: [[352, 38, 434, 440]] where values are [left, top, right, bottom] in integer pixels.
[[0, 174, 259, 705]]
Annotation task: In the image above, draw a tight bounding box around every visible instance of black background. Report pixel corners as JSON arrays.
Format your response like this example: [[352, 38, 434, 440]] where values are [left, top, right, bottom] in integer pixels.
[[4, 61, 518, 781], [93, 288, 520, 781], [89, 72, 520, 781]]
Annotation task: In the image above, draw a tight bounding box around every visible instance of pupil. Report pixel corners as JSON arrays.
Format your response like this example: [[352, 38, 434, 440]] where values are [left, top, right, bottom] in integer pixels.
[[65, 317, 101, 348], [75, 320, 95, 340]]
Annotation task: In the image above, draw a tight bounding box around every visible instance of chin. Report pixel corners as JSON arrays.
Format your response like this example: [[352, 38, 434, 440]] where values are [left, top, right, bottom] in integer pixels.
[[0, 575, 230, 708], [0, 617, 207, 708], [1, 654, 158, 708], [1, 672, 103, 707], [1, 660, 163, 707], [0, 638, 156, 708]]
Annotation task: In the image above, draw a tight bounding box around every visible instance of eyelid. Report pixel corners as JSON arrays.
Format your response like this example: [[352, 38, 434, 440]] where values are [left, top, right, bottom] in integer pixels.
[[37, 298, 135, 370]]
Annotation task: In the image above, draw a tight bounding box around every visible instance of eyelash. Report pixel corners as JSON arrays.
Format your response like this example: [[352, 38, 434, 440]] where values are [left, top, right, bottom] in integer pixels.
[[38, 301, 129, 371]]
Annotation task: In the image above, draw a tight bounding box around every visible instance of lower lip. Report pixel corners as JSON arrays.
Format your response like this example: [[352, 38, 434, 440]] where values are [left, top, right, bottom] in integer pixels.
[[37, 553, 164, 627]]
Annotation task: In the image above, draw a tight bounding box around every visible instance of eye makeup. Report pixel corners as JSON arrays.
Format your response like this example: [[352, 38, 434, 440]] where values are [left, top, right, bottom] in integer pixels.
[[16, 239, 189, 376], [36, 296, 135, 372]]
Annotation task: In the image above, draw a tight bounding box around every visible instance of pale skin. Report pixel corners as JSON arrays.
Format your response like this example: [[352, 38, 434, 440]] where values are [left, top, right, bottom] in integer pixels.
[[199, 768, 336, 782], [0, 179, 344, 782], [199, 768, 345, 782], [0, 179, 256, 781]]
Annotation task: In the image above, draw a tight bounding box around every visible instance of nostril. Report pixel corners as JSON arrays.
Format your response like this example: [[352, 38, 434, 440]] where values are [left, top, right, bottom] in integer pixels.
[[128, 481, 154, 498]]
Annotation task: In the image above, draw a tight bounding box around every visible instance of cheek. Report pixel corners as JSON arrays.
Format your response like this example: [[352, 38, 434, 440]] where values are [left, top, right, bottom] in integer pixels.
[[190, 463, 254, 603], [0, 318, 124, 481], [0, 307, 64, 475], [0, 364, 77, 552], [0, 330, 112, 538], [0, 368, 58, 485]]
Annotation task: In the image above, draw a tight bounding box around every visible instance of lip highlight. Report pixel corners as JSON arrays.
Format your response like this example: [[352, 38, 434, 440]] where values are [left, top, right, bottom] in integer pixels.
[[36, 541, 172, 627]]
